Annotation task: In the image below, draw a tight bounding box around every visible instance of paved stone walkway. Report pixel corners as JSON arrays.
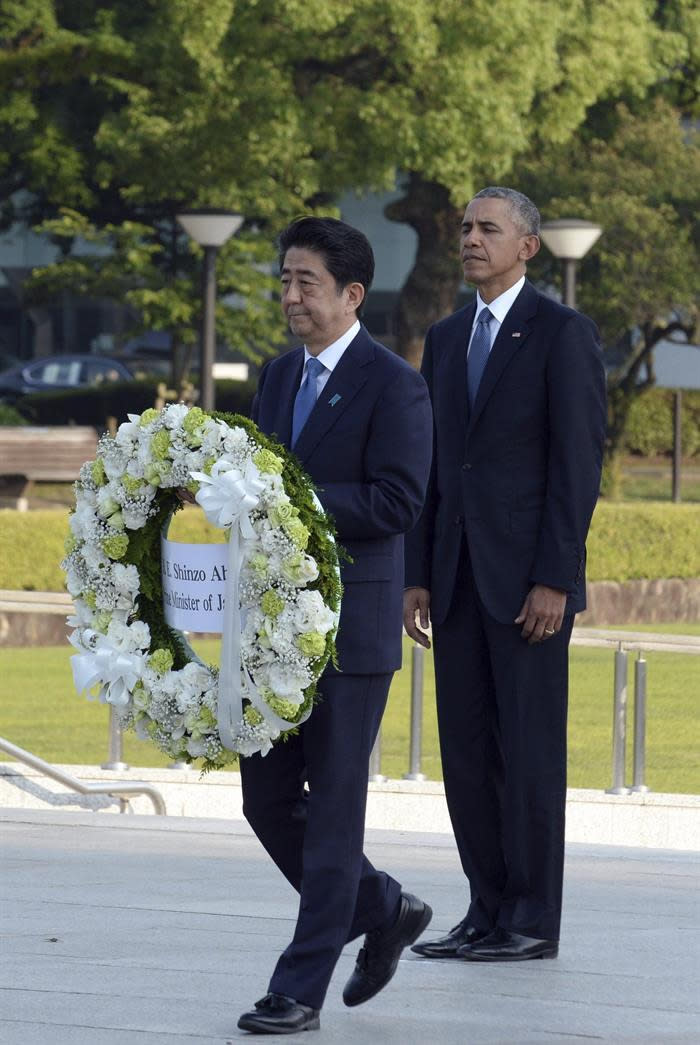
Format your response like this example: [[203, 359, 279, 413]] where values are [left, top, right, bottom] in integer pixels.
[[1, 809, 699, 1044]]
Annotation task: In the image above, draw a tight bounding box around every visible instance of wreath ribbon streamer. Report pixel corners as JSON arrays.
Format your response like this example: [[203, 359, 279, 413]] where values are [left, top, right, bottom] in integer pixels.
[[190, 458, 266, 750]]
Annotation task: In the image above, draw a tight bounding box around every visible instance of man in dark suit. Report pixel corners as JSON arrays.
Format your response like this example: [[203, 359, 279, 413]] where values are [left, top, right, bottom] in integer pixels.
[[237, 217, 433, 1034], [405, 187, 606, 963]]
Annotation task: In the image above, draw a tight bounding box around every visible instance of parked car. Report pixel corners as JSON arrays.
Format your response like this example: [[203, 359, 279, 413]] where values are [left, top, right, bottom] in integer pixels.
[[0, 354, 134, 404]]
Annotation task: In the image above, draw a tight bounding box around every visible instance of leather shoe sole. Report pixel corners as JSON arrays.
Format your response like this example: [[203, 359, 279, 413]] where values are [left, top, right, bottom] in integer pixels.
[[458, 928, 558, 962], [412, 922, 489, 958], [343, 892, 432, 1007]]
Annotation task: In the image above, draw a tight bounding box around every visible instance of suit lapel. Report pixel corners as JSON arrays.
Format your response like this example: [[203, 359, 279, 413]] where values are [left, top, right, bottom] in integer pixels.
[[292, 327, 374, 463], [273, 348, 304, 447], [467, 281, 539, 435], [442, 303, 474, 444]]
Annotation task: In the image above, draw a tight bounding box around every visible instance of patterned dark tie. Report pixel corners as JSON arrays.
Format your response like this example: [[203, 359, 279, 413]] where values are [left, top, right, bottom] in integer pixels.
[[467, 307, 493, 408], [291, 356, 325, 447]]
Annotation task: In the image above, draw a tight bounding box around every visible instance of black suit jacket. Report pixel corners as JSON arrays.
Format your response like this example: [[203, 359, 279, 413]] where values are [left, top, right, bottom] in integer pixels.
[[253, 325, 433, 672], [405, 280, 606, 625]]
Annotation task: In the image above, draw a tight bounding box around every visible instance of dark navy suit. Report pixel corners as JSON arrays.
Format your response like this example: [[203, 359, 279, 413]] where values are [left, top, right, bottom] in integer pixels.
[[240, 325, 432, 1007], [406, 280, 606, 940]]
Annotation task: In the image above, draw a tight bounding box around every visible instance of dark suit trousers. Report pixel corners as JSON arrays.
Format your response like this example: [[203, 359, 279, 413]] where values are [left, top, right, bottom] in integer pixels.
[[239, 671, 401, 1009], [432, 541, 573, 941]]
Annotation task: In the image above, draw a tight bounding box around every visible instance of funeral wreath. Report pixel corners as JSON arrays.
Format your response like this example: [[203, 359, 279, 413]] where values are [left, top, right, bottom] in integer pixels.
[[62, 404, 342, 770]]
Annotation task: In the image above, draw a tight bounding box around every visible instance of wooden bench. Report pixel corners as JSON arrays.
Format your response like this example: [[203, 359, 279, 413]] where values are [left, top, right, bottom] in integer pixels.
[[0, 426, 99, 510]]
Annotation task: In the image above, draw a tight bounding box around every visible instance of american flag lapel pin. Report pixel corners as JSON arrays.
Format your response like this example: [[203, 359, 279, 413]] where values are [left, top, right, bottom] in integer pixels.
[[329, 394, 342, 406], [512, 332, 521, 338]]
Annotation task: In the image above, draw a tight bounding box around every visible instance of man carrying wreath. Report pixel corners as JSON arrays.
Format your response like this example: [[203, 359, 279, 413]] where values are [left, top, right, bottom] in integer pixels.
[[237, 217, 434, 1034]]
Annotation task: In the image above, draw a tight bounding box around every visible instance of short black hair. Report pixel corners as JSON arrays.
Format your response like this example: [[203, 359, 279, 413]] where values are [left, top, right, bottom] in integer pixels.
[[278, 217, 375, 317], [471, 187, 541, 236]]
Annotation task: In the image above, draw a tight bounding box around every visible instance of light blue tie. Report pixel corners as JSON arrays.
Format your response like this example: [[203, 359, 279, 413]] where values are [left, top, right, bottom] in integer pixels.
[[291, 356, 325, 447], [467, 307, 493, 408]]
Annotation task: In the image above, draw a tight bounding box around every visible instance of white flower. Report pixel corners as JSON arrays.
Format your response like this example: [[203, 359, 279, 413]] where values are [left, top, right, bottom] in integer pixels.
[[82, 543, 110, 571], [163, 403, 189, 428], [289, 589, 337, 635], [266, 663, 311, 701]]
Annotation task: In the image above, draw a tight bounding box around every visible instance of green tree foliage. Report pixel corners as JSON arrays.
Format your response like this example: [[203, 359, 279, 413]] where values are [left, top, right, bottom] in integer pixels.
[[514, 99, 699, 461], [0, 0, 314, 380], [0, 0, 692, 373]]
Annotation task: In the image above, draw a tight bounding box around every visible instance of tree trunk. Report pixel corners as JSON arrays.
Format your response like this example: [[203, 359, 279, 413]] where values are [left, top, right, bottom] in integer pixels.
[[385, 173, 463, 368]]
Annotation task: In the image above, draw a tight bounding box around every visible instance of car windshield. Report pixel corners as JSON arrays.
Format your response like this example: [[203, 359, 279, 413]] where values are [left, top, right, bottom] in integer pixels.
[[32, 361, 82, 385]]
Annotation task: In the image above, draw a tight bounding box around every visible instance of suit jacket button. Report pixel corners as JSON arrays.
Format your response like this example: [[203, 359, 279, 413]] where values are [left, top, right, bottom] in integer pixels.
[[455, 515, 463, 525], [462, 462, 472, 471]]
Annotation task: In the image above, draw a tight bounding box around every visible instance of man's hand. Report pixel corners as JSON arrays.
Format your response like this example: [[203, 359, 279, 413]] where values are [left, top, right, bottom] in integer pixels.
[[403, 587, 432, 649], [514, 584, 567, 644]]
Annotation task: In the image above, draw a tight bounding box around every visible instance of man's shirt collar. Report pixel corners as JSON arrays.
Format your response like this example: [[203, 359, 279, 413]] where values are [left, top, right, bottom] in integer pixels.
[[474, 275, 525, 327], [304, 319, 360, 372]]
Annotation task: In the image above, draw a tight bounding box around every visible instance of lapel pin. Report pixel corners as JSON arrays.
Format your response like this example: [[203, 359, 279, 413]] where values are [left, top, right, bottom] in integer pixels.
[[329, 394, 342, 406], [512, 332, 521, 338]]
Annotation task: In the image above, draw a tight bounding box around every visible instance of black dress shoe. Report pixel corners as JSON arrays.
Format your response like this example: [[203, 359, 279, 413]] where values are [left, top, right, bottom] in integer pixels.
[[237, 993, 320, 1034], [458, 927, 558, 962], [343, 892, 432, 1007], [411, 918, 490, 958]]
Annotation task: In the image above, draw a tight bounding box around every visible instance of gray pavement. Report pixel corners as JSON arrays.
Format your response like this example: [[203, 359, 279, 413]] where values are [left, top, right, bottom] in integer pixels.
[[1, 809, 699, 1044]]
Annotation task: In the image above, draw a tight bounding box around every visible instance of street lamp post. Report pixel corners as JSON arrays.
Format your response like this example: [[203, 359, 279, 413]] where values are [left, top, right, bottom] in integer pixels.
[[539, 219, 603, 310], [175, 209, 244, 411]]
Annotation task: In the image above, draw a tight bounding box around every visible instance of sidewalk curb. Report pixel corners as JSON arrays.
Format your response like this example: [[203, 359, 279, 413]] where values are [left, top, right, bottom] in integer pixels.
[[1, 761, 698, 850]]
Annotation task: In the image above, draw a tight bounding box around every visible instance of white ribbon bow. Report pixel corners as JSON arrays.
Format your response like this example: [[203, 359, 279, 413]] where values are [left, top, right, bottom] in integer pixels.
[[70, 631, 146, 708], [190, 458, 265, 750]]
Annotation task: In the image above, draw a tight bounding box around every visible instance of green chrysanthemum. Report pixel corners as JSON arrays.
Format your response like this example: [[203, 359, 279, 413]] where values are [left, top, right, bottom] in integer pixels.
[[102, 534, 129, 560], [122, 474, 145, 495], [149, 648, 174, 674], [254, 448, 284, 475], [151, 429, 171, 461], [261, 589, 285, 618], [267, 695, 303, 720], [139, 408, 159, 427], [183, 407, 208, 446], [91, 459, 107, 485], [296, 631, 326, 658], [283, 516, 310, 550], [244, 706, 264, 726]]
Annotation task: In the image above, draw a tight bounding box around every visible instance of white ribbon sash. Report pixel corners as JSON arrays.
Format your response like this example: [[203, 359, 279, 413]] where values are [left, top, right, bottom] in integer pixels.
[[70, 631, 146, 708], [190, 458, 265, 750]]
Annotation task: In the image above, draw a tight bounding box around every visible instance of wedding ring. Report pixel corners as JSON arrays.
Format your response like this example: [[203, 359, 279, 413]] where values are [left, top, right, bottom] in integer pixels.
[[544, 628, 555, 635]]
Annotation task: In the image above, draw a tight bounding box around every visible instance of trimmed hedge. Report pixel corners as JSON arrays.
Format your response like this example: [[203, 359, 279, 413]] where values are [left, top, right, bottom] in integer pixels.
[[586, 502, 700, 581], [10, 379, 256, 430], [1, 501, 698, 592], [622, 388, 700, 458]]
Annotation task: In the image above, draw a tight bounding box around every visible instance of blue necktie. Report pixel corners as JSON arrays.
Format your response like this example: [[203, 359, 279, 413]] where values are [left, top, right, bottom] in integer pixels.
[[291, 356, 325, 447], [467, 307, 493, 408]]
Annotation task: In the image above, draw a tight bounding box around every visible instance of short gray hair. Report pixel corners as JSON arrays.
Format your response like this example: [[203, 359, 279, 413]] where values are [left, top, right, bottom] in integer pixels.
[[471, 186, 540, 236]]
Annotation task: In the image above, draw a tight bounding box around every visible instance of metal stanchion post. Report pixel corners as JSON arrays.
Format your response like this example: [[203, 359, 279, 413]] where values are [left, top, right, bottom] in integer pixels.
[[630, 652, 649, 793], [403, 644, 426, 781], [102, 706, 129, 771], [606, 644, 630, 794], [369, 729, 386, 783]]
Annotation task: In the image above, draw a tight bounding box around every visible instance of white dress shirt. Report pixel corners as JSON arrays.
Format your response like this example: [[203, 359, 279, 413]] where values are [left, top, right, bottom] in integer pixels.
[[300, 319, 360, 395], [467, 275, 525, 356]]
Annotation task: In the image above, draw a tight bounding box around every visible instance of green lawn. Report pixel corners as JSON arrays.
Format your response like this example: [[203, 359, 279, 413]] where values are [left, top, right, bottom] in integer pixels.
[[1, 631, 698, 794]]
